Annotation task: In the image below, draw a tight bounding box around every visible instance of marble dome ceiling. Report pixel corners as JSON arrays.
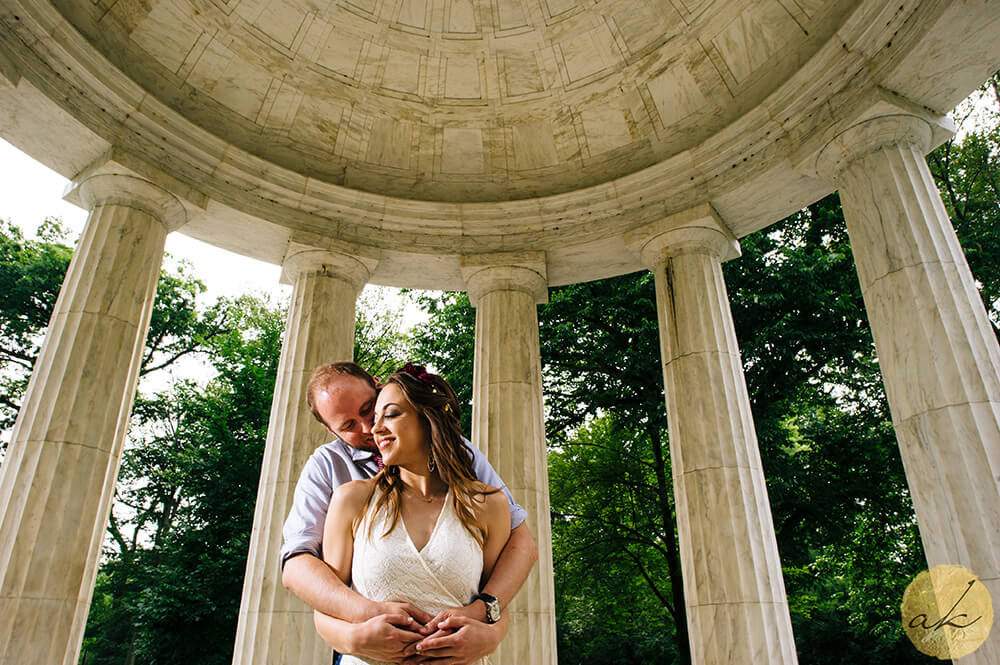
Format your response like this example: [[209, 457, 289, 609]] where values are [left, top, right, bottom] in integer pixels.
[[50, 0, 853, 202]]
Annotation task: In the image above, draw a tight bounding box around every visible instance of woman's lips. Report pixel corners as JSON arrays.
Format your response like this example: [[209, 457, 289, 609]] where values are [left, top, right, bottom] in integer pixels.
[[376, 437, 395, 451]]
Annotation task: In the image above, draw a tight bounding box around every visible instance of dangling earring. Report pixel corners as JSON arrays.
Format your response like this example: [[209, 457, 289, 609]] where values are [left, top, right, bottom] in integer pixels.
[[428, 455, 437, 472]]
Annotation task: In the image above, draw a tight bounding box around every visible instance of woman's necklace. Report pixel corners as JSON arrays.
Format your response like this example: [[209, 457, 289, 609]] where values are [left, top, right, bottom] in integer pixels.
[[403, 486, 446, 503]]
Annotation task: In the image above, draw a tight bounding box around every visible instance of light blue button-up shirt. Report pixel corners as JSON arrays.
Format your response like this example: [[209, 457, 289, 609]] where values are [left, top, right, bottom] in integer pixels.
[[280, 438, 527, 566]]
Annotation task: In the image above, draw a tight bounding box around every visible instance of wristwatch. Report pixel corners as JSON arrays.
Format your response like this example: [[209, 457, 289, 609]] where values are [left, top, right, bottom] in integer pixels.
[[476, 592, 502, 624]]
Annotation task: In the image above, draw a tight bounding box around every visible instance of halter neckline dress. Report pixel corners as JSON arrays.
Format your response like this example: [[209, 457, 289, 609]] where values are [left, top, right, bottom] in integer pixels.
[[341, 487, 490, 665]]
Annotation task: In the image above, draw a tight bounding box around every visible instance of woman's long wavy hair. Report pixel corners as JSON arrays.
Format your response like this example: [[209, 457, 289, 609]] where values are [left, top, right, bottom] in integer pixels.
[[364, 364, 494, 545]]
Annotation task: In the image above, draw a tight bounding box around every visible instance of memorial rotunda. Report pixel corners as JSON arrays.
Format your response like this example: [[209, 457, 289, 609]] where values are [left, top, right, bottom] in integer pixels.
[[1, 0, 998, 663]]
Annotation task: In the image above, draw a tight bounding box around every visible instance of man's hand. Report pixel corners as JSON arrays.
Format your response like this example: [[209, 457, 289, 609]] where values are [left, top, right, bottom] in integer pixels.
[[401, 615, 507, 665], [346, 613, 426, 663], [416, 601, 486, 636], [371, 600, 435, 626]]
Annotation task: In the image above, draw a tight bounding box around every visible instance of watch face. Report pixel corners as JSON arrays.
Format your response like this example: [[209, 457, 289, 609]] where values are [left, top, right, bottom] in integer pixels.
[[487, 600, 502, 622], [486, 600, 502, 623]]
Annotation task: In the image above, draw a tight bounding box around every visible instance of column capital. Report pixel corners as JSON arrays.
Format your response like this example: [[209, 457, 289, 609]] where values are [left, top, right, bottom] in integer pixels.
[[625, 204, 740, 270], [816, 114, 933, 183], [76, 174, 187, 232], [280, 242, 373, 291], [461, 251, 548, 307]]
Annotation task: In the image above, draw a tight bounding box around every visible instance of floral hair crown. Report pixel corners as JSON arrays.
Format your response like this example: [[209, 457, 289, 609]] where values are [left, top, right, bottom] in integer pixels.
[[400, 362, 435, 384], [398, 362, 452, 412]]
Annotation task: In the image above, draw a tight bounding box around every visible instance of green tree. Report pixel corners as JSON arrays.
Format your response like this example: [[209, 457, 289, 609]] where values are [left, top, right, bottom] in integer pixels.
[[723, 199, 933, 665], [0, 218, 73, 432], [407, 290, 477, 431], [549, 415, 680, 664], [355, 286, 410, 379], [928, 71, 1000, 332], [409, 275, 689, 664]]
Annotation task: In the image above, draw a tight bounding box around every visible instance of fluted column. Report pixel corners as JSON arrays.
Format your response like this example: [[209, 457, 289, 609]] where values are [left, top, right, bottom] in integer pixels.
[[817, 115, 1000, 664], [0, 174, 187, 665], [232, 243, 374, 665], [628, 206, 799, 665], [462, 252, 556, 665]]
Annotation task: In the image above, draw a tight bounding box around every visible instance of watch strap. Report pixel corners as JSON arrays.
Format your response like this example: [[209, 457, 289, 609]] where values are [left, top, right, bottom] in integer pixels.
[[475, 592, 502, 623]]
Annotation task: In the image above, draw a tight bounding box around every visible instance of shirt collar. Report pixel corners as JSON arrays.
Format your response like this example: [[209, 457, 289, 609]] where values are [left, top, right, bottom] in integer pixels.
[[335, 438, 378, 464]]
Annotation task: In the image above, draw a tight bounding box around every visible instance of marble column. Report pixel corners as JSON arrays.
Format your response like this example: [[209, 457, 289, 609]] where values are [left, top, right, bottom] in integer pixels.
[[0, 174, 187, 665], [232, 244, 373, 665], [817, 115, 1000, 664], [628, 207, 799, 665], [462, 252, 556, 665]]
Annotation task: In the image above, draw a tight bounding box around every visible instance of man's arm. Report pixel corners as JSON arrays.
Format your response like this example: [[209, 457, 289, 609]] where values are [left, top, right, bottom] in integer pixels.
[[476, 522, 538, 618], [284, 553, 432, 624], [284, 552, 378, 622]]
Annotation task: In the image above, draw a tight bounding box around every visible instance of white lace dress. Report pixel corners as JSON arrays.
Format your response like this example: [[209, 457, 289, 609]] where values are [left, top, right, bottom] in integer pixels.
[[342, 487, 489, 665]]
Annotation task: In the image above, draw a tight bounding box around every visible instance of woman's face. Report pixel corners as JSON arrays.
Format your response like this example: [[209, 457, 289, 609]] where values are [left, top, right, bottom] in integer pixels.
[[372, 382, 431, 467]]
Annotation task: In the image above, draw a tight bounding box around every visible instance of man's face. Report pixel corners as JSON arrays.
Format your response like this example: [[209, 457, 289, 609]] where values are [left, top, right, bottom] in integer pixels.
[[314, 376, 377, 450]]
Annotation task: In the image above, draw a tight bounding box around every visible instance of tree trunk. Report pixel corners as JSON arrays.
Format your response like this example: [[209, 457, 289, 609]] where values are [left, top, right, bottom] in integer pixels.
[[648, 424, 690, 665]]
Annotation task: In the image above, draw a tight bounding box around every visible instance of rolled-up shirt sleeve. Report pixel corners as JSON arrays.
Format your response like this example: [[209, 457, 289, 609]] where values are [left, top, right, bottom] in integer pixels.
[[280, 452, 336, 566], [466, 443, 528, 530]]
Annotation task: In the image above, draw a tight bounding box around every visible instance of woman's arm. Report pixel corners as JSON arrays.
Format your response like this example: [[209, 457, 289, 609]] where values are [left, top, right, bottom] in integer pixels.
[[479, 489, 513, 587], [320, 478, 372, 584], [314, 479, 374, 653]]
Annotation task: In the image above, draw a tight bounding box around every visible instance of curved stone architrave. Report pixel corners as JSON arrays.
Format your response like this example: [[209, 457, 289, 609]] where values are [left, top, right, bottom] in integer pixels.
[[0, 176, 183, 665], [818, 115, 1000, 665], [233, 248, 373, 665], [633, 212, 799, 665]]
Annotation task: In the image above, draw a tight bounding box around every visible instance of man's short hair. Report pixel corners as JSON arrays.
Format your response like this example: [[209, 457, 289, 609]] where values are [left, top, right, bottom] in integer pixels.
[[306, 361, 376, 428]]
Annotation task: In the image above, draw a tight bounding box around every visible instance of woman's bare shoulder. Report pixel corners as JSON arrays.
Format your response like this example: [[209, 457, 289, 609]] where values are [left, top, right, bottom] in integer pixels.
[[331, 478, 376, 510]]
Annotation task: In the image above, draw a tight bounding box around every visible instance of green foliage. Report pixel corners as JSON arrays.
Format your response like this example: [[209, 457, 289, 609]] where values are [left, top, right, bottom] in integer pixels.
[[0, 218, 73, 432], [409, 277, 687, 665], [355, 286, 411, 379], [550, 416, 680, 665], [928, 71, 1000, 330], [407, 290, 477, 433], [541, 272, 665, 436]]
